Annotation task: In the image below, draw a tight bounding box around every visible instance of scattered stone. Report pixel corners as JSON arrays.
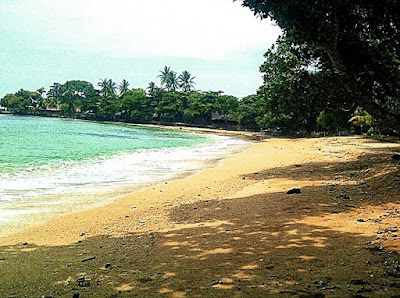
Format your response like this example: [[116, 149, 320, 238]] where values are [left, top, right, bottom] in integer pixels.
[[77, 276, 91, 287], [253, 172, 259, 175], [211, 280, 224, 286], [72, 294, 80, 298], [337, 193, 350, 200], [357, 219, 366, 223], [294, 164, 302, 167], [391, 154, 400, 160], [22, 242, 28, 246], [350, 279, 367, 285], [287, 188, 301, 194], [357, 286, 372, 293], [81, 256, 96, 263], [132, 206, 137, 209], [79, 233, 86, 237], [331, 211, 340, 214], [105, 263, 112, 269]]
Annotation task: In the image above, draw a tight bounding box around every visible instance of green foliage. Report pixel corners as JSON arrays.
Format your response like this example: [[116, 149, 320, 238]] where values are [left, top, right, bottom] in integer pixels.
[[238, 0, 400, 133], [98, 78, 117, 97], [178, 71, 196, 92], [316, 110, 352, 133], [1, 69, 240, 128], [0, 89, 43, 114], [120, 89, 153, 122], [184, 92, 219, 124], [118, 79, 130, 94], [156, 91, 186, 122], [237, 94, 264, 129], [58, 80, 96, 117]]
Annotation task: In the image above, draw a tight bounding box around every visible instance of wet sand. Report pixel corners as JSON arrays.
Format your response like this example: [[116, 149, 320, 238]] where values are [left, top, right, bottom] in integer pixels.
[[0, 136, 399, 297]]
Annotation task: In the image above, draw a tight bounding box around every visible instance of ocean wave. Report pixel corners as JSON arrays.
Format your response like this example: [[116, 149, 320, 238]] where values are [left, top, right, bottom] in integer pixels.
[[0, 135, 249, 203]]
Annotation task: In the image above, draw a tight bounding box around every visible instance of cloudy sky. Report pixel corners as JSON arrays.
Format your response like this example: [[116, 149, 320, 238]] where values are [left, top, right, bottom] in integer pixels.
[[0, 0, 281, 98]]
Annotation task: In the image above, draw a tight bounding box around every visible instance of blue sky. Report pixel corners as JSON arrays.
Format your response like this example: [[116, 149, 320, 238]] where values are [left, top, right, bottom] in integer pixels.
[[0, 0, 281, 98]]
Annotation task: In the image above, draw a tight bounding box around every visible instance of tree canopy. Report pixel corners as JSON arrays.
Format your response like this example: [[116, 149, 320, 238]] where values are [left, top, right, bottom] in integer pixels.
[[238, 0, 400, 133]]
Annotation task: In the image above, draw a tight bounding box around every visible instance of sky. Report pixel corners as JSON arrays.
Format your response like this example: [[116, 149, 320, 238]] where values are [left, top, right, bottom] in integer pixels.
[[0, 0, 281, 98]]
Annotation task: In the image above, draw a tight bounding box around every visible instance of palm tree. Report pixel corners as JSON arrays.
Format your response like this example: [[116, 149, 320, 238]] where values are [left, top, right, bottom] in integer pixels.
[[47, 83, 61, 99], [118, 79, 130, 94], [166, 71, 179, 91], [98, 78, 117, 96], [158, 66, 172, 89], [98, 78, 109, 96], [147, 82, 157, 96], [107, 79, 117, 96], [46, 83, 61, 110], [178, 71, 196, 92]]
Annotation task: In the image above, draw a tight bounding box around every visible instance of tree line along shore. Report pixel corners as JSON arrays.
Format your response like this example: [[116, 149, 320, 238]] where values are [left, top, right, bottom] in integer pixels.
[[0, 66, 390, 137]]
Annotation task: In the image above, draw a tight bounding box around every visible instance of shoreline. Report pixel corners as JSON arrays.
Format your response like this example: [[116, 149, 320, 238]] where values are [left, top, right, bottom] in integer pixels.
[[0, 127, 251, 238], [0, 136, 399, 296]]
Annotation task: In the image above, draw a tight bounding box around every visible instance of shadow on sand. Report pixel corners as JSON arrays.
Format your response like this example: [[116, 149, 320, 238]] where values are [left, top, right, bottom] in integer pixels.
[[0, 149, 399, 297]]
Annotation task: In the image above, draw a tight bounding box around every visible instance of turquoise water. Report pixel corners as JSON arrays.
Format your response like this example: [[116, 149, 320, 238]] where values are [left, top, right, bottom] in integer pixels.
[[0, 114, 248, 233], [0, 115, 206, 176]]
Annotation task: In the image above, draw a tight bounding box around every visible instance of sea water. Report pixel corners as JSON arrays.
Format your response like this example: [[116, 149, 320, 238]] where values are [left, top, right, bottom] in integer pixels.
[[0, 115, 248, 235]]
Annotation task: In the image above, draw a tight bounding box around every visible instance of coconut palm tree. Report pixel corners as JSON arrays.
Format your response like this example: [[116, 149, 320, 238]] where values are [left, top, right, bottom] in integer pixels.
[[166, 71, 179, 92], [98, 78, 109, 96], [98, 78, 117, 96], [46, 83, 61, 110], [158, 66, 172, 89], [178, 71, 196, 92], [118, 79, 130, 94], [47, 83, 61, 99], [147, 82, 157, 96]]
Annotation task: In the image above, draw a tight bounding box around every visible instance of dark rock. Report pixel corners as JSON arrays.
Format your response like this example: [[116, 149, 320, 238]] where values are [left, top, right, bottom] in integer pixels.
[[81, 256, 96, 263], [77, 276, 91, 287], [287, 188, 301, 194], [22, 242, 28, 246], [350, 279, 367, 285], [357, 219, 366, 222], [72, 294, 80, 298], [357, 286, 372, 293], [391, 154, 400, 160], [79, 233, 86, 237], [105, 263, 112, 269]]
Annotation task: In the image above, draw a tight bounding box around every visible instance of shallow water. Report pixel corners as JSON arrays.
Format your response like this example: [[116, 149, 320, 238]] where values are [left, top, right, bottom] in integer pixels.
[[0, 115, 249, 235]]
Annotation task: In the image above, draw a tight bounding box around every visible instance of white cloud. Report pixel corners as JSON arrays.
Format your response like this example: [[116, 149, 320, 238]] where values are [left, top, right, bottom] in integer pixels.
[[1, 0, 281, 60]]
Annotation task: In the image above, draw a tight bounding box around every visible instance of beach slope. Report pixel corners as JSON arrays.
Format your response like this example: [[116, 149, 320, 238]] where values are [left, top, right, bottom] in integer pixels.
[[0, 136, 399, 297]]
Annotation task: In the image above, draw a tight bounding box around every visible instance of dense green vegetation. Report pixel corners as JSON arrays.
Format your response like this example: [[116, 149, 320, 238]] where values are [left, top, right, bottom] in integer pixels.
[[0, 63, 382, 134], [0, 68, 240, 127], [237, 0, 400, 134]]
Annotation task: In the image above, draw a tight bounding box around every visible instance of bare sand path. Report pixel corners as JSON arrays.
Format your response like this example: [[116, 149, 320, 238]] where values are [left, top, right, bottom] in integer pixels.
[[0, 136, 399, 297]]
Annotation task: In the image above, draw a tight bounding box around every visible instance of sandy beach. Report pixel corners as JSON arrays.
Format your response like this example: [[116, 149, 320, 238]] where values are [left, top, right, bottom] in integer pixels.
[[0, 135, 399, 297]]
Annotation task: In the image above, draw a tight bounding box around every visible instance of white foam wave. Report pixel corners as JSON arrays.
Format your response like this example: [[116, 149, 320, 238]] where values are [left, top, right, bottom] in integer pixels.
[[0, 135, 249, 202]]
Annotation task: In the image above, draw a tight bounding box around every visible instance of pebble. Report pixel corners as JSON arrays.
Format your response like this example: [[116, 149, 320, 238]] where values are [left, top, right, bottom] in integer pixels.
[[287, 188, 301, 194]]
